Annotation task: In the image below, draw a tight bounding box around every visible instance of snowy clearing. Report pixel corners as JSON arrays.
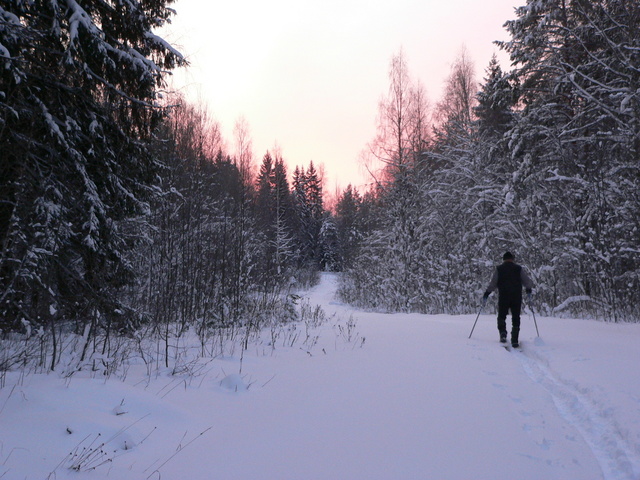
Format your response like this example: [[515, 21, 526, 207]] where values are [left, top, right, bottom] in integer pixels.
[[1, 273, 639, 480]]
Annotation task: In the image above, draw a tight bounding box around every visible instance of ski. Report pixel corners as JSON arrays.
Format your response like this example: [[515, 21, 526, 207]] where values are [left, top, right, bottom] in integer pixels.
[[501, 341, 522, 351]]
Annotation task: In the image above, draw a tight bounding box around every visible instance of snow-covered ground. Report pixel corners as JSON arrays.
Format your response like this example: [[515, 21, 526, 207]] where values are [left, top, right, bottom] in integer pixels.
[[1, 273, 639, 480]]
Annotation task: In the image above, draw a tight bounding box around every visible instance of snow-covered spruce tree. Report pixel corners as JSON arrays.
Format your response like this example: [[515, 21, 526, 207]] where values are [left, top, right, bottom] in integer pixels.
[[498, 0, 640, 320], [254, 152, 297, 287], [291, 161, 325, 271], [333, 184, 363, 271], [319, 214, 339, 272], [0, 1, 184, 335], [475, 54, 518, 138]]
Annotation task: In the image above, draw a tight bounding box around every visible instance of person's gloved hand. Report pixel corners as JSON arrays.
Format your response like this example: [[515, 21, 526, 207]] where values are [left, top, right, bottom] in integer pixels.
[[482, 292, 490, 302], [526, 289, 532, 303]]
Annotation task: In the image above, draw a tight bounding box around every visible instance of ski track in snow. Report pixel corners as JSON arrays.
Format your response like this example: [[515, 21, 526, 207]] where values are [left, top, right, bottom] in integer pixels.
[[514, 346, 640, 480]]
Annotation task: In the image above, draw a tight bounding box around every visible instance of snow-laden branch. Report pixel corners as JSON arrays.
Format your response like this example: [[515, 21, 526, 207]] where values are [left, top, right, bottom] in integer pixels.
[[544, 169, 589, 186], [0, 6, 21, 25], [64, 0, 105, 46], [552, 295, 592, 314], [63, 0, 181, 82], [145, 31, 184, 64], [0, 6, 22, 67], [0, 40, 10, 61]]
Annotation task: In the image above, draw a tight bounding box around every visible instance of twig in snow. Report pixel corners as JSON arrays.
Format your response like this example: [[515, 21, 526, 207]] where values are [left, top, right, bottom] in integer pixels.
[[144, 427, 213, 479], [0, 385, 16, 417], [262, 374, 277, 388]]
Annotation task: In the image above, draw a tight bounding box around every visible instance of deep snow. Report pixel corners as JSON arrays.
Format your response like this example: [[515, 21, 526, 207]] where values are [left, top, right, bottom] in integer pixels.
[[1, 273, 639, 480]]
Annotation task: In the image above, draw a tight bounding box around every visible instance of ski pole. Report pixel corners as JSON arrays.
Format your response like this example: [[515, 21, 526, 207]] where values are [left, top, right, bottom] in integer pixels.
[[528, 295, 540, 337], [468, 298, 487, 339]]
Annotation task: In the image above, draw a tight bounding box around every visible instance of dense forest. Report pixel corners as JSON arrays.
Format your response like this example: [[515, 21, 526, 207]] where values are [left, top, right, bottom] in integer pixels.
[[1, 0, 639, 371], [340, 1, 640, 322]]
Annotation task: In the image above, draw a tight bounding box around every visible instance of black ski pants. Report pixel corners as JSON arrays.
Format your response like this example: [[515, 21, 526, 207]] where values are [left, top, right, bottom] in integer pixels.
[[497, 294, 522, 342]]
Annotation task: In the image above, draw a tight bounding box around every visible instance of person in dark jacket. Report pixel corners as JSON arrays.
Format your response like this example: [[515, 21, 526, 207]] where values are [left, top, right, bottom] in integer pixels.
[[483, 252, 534, 348]]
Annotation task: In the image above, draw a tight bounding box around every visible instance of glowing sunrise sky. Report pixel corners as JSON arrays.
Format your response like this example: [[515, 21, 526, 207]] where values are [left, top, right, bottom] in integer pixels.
[[162, 0, 524, 194]]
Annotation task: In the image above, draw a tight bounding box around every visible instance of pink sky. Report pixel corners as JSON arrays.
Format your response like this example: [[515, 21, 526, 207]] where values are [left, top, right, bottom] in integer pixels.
[[162, 0, 523, 194]]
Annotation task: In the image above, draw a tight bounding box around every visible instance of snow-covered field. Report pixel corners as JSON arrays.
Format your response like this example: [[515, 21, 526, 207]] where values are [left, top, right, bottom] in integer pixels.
[[1, 273, 639, 480]]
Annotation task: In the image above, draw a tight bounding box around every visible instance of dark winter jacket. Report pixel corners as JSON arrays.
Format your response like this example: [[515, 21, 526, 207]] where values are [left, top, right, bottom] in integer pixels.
[[485, 261, 534, 300]]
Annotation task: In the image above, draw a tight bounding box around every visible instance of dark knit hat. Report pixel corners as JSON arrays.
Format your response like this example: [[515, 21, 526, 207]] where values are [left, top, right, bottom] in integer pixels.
[[503, 251, 515, 260]]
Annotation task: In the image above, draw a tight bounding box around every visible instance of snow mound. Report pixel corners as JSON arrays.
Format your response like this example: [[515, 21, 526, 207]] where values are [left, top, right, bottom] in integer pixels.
[[220, 374, 248, 392]]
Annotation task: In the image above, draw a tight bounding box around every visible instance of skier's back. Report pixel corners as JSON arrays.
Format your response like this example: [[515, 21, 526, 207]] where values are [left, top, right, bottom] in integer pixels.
[[483, 252, 533, 347]]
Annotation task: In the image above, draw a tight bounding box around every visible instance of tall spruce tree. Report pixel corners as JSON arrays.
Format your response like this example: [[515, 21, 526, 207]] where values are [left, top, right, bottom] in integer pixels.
[[334, 184, 362, 271], [475, 54, 516, 137], [291, 162, 324, 269], [254, 152, 296, 282], [0, 1, 184, 333]]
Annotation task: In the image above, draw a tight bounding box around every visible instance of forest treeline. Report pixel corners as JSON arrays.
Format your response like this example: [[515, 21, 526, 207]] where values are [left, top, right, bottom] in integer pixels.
[[1, 0, 639, 370], [341, 1, 640, 322]]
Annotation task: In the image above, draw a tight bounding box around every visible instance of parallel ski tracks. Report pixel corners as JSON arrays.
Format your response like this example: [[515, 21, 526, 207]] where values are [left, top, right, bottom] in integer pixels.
[[514, 348, 640, 480]]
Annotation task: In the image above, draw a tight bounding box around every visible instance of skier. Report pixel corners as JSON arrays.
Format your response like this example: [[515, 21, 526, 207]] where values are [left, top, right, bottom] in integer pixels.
[[483, 252, 534, 348]]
